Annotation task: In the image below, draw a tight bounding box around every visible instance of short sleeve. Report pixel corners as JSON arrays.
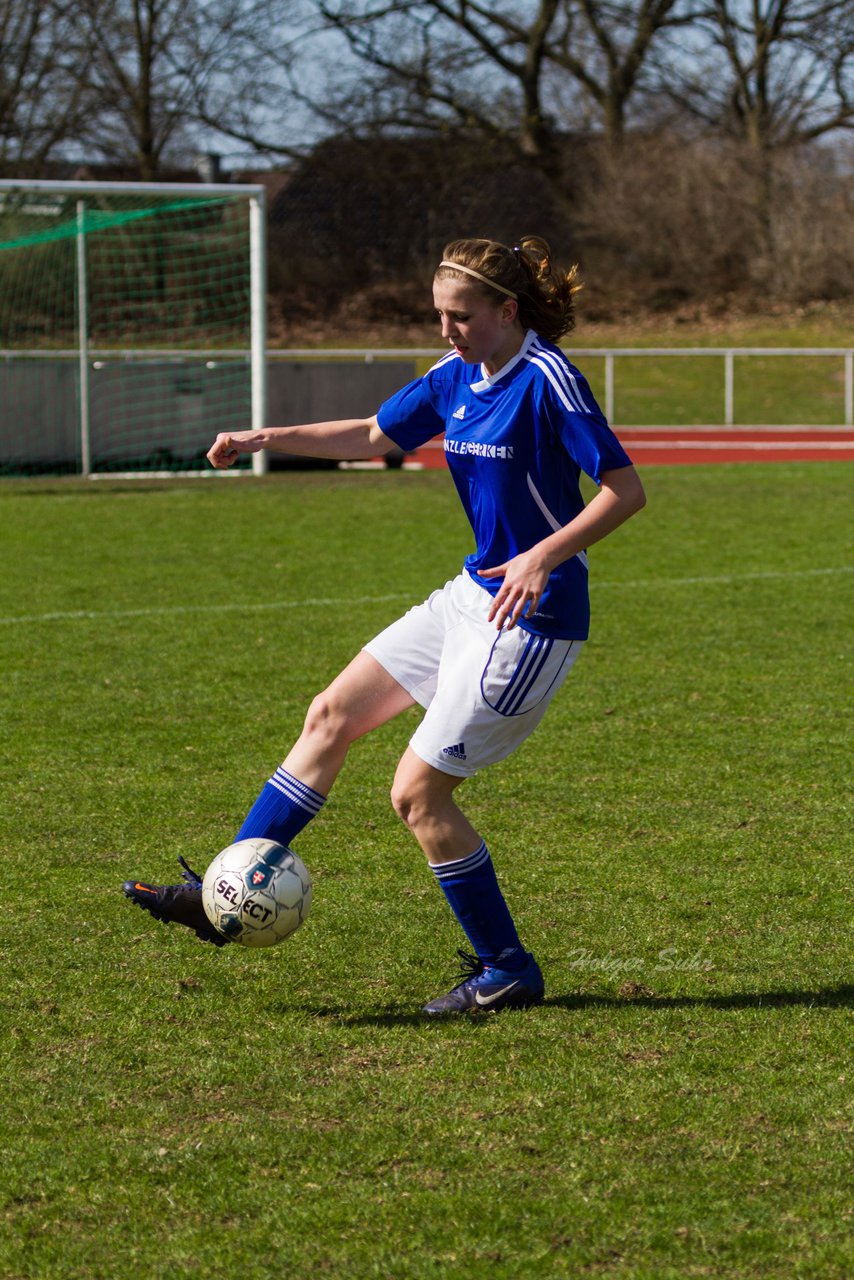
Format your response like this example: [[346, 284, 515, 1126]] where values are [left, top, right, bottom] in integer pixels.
[[377, 368, 450, 452], [545, 371, 633, 483]]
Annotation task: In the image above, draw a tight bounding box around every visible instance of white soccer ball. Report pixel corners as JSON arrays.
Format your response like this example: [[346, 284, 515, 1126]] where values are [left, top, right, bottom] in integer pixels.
[[201, 838, 312, 947]]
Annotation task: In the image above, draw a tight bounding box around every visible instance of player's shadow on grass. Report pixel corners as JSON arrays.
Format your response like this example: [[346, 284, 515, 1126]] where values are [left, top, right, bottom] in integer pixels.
[[287, 984, 853, 1026], [544, 984, 854, 1013]]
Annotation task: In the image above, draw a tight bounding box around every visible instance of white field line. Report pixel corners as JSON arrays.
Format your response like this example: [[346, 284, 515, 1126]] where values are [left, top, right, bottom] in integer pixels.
[[1, 568, 851, 628], [592, 565, 853, 589], [0, 593, 414, 627]]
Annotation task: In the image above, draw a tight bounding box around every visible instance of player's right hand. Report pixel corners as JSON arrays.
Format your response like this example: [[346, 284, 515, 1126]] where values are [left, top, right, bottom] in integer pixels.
[[207, 431, 264, 468]]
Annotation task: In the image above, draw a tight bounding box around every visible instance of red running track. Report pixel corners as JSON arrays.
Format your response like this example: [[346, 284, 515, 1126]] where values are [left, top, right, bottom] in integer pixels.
[[407, 429, 854, 468]]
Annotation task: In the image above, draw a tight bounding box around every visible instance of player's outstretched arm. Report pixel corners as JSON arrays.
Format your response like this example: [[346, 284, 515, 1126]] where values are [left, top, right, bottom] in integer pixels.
[[207, 415, 395, 469]]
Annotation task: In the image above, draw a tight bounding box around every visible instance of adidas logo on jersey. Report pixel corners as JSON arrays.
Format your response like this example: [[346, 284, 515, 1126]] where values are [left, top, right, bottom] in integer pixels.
[[452, 404, 467, 420], [442, 742, 467, 760]]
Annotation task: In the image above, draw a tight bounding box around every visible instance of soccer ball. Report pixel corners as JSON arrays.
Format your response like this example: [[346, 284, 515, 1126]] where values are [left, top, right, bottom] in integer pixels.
[[201, 838, 312, 948]]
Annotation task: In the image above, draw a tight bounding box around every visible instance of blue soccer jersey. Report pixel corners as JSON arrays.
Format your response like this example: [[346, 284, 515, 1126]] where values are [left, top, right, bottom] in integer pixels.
[[376, 330, 633, 640]]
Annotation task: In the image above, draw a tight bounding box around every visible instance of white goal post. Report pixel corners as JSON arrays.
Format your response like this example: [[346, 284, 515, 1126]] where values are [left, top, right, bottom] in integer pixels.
[[0, 179, 267, 477]]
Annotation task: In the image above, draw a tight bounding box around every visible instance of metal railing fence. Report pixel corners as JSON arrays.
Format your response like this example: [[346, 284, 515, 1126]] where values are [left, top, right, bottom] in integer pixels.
[[263, 346, 854, 428]]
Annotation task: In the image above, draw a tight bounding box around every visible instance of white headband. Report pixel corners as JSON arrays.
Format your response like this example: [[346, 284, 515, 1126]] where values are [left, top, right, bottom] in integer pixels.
[[437, 260, 518, 300]]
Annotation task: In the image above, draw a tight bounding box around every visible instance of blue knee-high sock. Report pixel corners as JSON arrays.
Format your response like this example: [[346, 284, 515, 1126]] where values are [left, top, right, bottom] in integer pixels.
[[234, 767, 326, 847], [430, 841, 526, 971]]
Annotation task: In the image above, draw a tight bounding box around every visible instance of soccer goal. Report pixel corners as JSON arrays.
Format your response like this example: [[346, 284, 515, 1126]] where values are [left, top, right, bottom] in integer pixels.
[[0, 179, 267, 476]]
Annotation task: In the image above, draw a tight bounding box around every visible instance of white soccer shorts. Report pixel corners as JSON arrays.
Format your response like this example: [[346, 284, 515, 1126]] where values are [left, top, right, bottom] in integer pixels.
[[363, 571, 584, 777]]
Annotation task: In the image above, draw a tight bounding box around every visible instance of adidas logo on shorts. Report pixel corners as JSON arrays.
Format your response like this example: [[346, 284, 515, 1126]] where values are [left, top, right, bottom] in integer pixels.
[[442, 742, 467, 760]]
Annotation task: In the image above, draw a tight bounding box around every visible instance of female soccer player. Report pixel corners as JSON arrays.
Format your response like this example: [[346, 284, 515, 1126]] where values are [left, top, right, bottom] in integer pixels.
[[124, 235, 646, 1014]]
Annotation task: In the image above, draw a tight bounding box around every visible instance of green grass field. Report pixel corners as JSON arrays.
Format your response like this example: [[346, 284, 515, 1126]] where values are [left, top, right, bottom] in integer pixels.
[[1, 464, 851, 1279]]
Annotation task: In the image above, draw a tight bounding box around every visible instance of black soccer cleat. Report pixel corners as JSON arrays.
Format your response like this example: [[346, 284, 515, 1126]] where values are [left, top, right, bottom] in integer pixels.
[[422, 949, 545, 1015], [122, 856, 231, 947]]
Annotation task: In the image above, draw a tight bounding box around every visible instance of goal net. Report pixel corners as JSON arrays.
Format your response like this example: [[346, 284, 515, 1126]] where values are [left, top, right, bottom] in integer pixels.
[[0, 180, 266, 476]]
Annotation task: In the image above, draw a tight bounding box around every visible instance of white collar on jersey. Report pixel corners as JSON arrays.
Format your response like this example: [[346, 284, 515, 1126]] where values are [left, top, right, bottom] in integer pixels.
[[471, 329, 538, 393]]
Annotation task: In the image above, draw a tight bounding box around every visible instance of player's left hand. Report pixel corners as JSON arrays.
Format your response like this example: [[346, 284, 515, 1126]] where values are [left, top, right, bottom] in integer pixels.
[[479, 550, 551, 630]]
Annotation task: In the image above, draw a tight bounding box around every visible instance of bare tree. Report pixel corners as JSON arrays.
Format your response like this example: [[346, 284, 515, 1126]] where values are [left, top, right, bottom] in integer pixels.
[[670, 0, 854, 152], [73, 0, 313, 178], [175, 0, 321, 161], [75, 0, 226, 178], [0, 0, 95, 171], [313, 0, 699, 184], [549, 0, 702, 142]]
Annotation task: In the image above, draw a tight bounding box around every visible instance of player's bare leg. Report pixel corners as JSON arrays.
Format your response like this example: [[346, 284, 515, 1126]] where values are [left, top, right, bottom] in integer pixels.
[[390, 748, 544, 1014], [123, 653, 414, 943], [389, 747, 480, 863], [283, 651, 416, 795]]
